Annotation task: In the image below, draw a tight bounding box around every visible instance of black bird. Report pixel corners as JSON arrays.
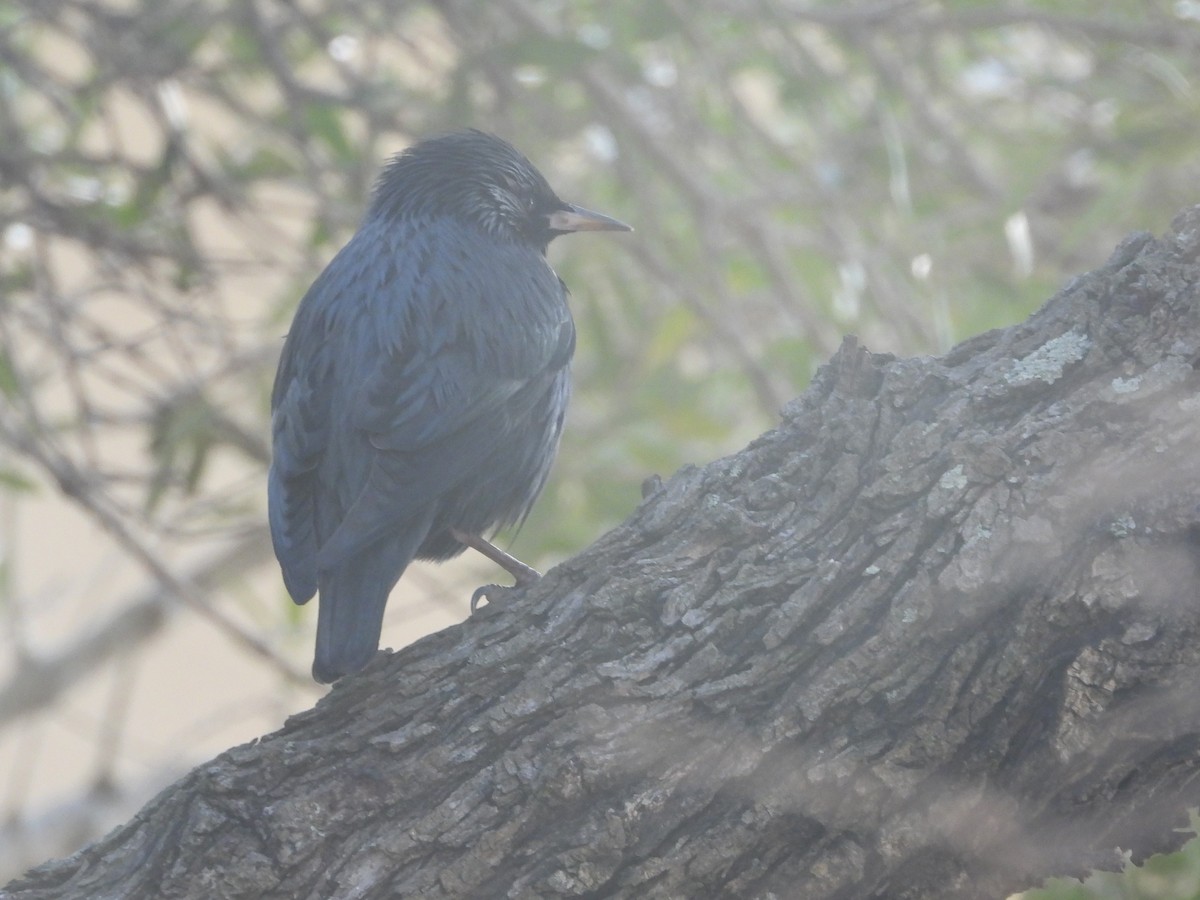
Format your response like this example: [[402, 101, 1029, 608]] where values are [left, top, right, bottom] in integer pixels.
[[269, 131, 630, 682]]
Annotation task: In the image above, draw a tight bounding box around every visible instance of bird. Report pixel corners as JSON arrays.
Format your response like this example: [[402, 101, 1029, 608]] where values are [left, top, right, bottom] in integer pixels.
[[268, 130, 630, 683]]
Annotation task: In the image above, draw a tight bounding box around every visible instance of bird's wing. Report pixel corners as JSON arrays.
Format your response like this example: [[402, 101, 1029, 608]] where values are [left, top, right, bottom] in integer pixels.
[[267, 257, 344, 604], [312, 221, 574, 570]]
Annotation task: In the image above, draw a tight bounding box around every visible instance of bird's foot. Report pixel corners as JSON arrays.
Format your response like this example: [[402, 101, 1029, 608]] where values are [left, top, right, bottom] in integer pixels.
[[470, 583, 498, 613], [451, 528, 543, 613], [470, 570, 542, 613]]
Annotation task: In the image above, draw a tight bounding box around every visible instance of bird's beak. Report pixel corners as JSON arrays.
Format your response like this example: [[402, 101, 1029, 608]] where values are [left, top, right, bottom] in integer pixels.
[[546, 204, 633, 234]]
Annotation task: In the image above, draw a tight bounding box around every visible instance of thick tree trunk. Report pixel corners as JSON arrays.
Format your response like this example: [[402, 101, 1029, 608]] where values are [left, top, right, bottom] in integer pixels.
[[7, 210, 1200, 900]]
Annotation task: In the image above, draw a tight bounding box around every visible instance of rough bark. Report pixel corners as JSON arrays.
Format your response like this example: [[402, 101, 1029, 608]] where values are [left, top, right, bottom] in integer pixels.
[[7, 209, 1200, 900]]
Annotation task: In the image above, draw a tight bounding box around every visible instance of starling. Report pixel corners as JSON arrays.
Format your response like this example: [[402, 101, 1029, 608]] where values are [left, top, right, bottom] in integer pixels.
[[268, 131, 630, 682]]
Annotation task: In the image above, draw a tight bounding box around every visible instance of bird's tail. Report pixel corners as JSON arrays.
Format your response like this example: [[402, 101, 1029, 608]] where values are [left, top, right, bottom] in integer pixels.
[[312, 530, 424, 683]]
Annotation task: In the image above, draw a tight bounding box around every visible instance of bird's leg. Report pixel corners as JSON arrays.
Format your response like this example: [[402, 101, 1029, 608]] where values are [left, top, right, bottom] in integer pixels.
[[449, 528, 542, 612]]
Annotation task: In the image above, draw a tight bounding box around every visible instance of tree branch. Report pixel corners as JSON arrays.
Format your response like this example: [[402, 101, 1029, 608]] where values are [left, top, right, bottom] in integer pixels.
[[7, 212, 1200, 898]]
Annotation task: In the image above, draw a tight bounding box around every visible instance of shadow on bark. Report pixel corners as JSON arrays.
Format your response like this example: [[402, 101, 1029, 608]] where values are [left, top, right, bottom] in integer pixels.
[[7, 209, 1200, 899]]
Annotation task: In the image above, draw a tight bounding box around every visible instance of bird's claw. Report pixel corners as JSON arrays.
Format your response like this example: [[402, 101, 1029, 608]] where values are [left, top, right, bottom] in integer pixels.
[[470, 584, 504, 613], [469, 569, 543, 614]]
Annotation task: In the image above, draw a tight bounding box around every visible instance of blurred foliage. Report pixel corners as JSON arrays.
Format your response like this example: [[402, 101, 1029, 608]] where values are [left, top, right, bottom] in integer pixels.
[[3, 0, 1200, 872], [4, 0, 1200, 562], [1020, 811, 1200, 900]]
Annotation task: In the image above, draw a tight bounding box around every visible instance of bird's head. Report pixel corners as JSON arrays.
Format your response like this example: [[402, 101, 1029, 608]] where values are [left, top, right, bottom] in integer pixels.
[[368, 130, 630, 249]]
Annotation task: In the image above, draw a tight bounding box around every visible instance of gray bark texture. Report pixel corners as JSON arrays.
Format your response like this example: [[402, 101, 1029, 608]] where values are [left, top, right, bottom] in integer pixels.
[[7, 209, 1200, 900]]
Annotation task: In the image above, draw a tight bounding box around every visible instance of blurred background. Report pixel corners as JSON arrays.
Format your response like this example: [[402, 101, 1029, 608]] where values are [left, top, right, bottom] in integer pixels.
[[2, 0, 1199, 882]]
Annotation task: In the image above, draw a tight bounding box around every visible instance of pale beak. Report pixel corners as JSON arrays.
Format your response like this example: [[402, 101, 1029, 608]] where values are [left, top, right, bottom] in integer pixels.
[[546, 204, 633, 234]]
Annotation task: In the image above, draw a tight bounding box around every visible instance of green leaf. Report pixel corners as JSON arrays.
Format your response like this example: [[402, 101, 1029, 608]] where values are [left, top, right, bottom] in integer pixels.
[[0, 466, 37, 493], [304, 102, 355, 163], [0, 351, 19, 398]]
